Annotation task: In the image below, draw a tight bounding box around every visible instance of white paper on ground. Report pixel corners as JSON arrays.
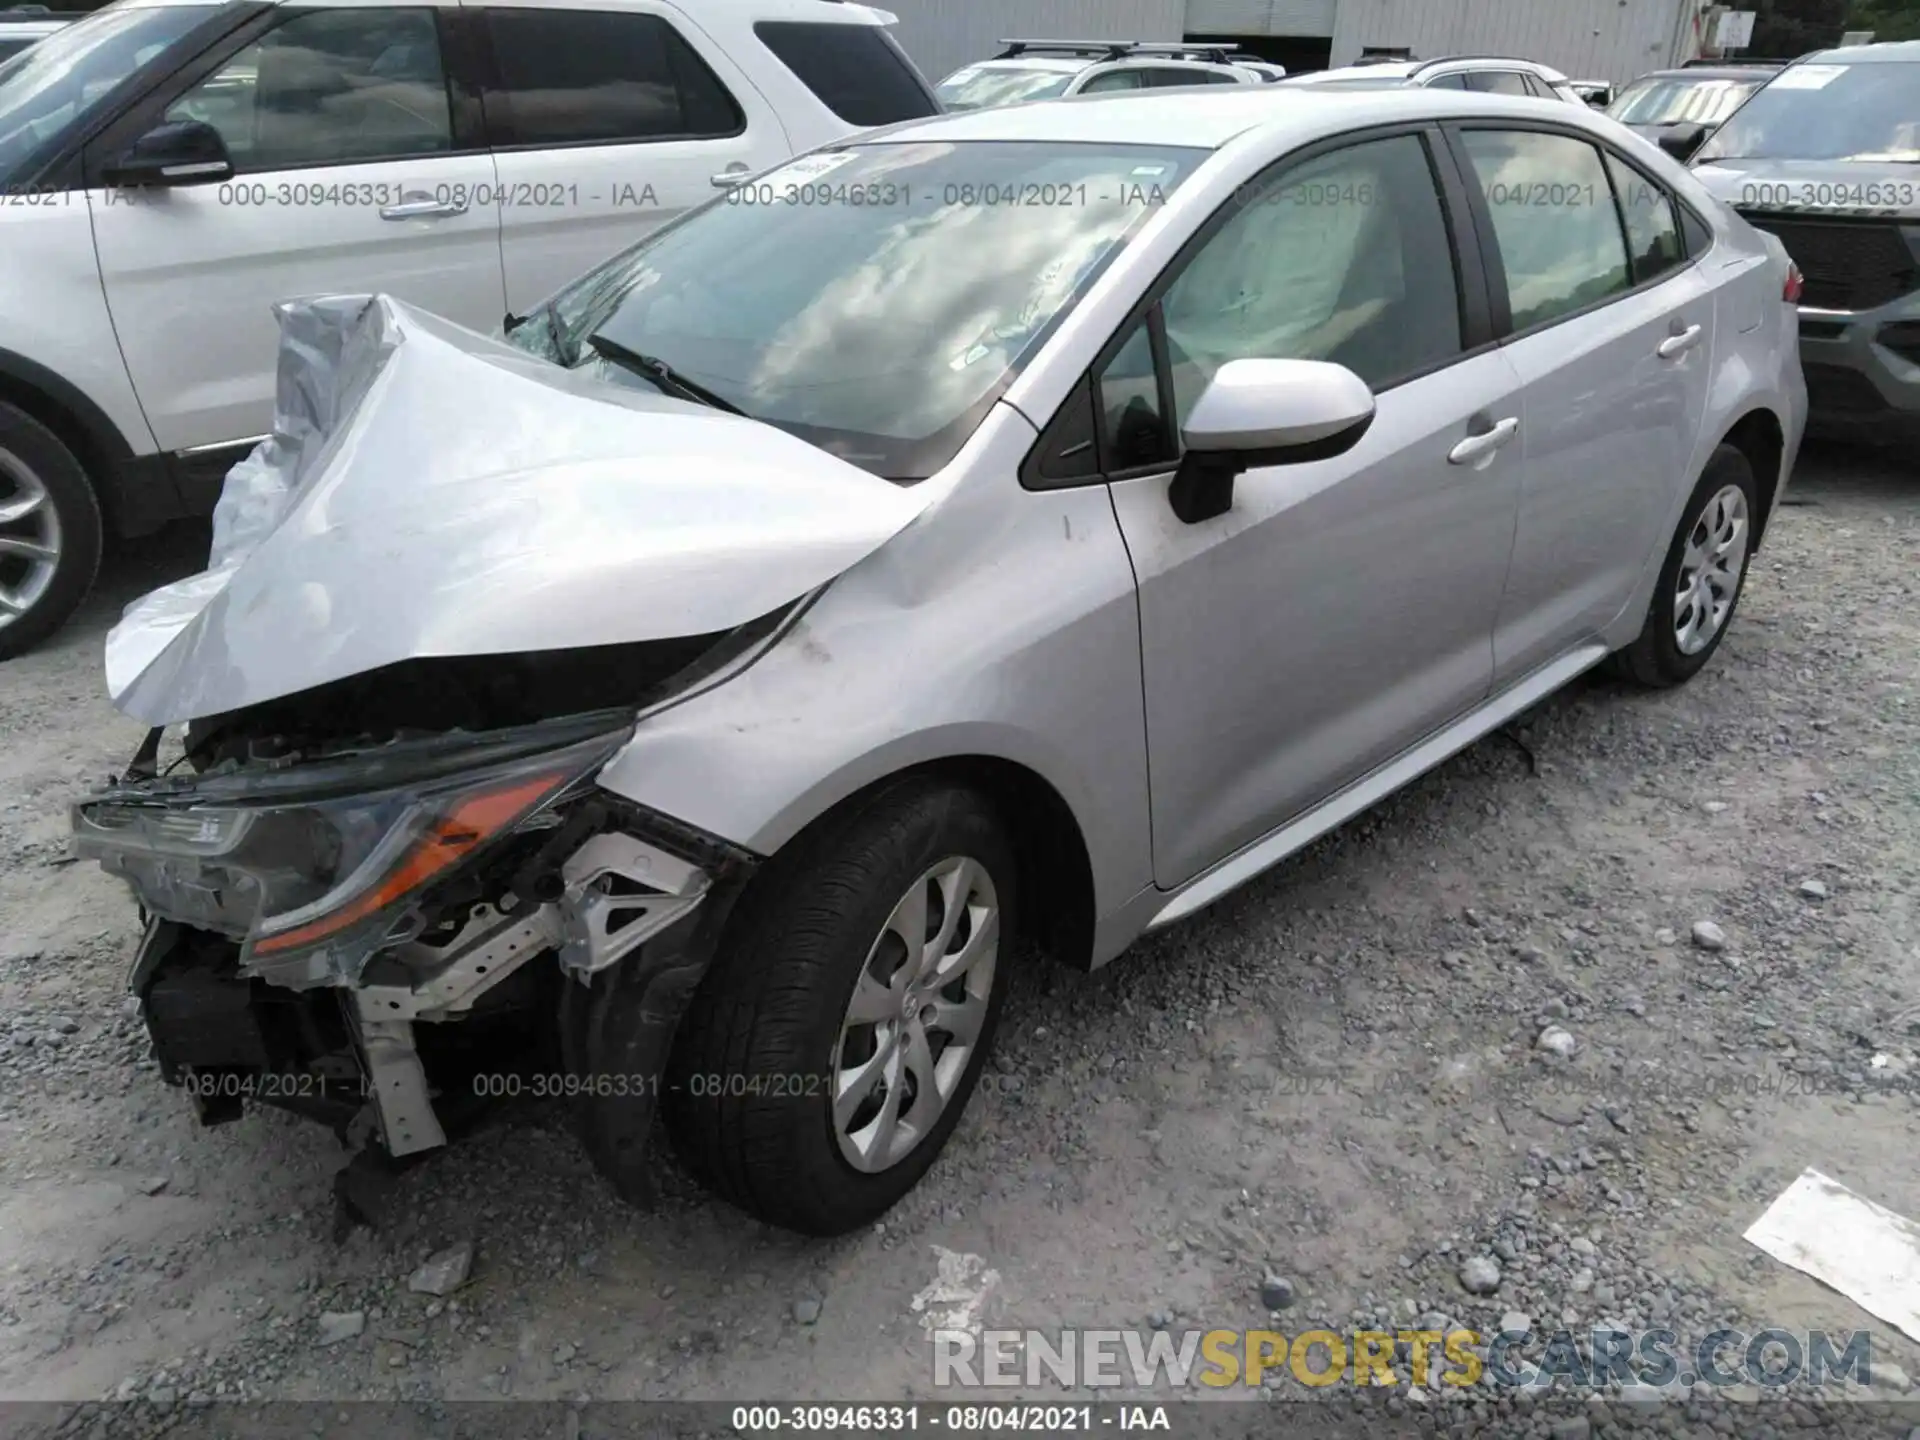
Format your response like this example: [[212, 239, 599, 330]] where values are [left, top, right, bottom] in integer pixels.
[[1742, 1167, 1920, 1343]]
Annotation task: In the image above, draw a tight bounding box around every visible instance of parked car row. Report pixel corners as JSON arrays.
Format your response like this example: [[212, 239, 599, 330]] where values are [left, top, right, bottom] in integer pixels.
[[64, 57, 1806, 1233], [934, 39, 1283, 113]]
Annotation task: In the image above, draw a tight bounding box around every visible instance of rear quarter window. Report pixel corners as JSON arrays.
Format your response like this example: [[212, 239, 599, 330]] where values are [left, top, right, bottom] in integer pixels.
[[753, 21, 936, 126]]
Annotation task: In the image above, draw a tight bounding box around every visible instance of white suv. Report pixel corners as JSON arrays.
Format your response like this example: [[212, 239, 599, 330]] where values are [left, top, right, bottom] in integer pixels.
[[934, 40, 1278, 112], [1287, 55, 1586, 104], [0, 0, 937, 657]]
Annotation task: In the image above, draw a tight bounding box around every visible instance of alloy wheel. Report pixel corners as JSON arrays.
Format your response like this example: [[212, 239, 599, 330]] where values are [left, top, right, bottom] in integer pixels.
[[1673, 482, 1748, 656], [0, 447, 62, 635], [833, 855, 1000, 1174]]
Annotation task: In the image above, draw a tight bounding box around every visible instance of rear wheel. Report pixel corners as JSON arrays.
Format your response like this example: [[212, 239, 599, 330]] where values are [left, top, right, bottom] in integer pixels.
[[662, 780, 1015, 1236], [1610, 445, 1756, 688], [0, 402, 103, 661]]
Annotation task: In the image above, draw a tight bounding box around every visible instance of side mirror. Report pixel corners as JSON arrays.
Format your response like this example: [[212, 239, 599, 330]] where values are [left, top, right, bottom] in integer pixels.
[[1168, 358, 1375, 524], [103, 119, 233, 187], [1656, 122, 1709, 162]]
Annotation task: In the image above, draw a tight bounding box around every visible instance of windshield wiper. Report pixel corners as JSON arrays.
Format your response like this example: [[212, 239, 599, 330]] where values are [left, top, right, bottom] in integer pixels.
[[583, 333, 745, 416]]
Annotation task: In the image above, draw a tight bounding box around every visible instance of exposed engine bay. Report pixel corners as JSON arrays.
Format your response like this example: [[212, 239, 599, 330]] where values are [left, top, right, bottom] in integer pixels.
[[74, 646, 762, 1209]]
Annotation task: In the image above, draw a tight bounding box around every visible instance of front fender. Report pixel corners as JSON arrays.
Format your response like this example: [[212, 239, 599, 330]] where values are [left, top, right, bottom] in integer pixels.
[[594, 410, 1154, 925]]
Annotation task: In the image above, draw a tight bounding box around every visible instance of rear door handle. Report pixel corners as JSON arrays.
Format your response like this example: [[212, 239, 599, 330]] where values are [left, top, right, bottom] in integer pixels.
[[710, 166, 751, 189], [1658, 323, 1703, 359], [1448, 416, 1519, 466], [380, 193, 467, 220]]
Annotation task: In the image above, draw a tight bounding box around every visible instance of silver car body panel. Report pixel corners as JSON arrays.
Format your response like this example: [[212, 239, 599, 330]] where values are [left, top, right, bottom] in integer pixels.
[[104, 87, 1806, 970], [106, 294, 935, 725]]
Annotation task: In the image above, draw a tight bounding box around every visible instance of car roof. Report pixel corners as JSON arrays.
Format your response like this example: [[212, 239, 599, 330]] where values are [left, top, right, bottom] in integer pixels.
[[1797, 39, 1920, 64], [869, 83, 1582, 151], [953, 56, 1091, 76]]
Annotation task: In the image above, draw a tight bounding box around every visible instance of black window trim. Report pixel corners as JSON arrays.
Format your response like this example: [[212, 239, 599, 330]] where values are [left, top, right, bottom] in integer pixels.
[[474, 4, 746, 154], [1438, 119, 1712, 345], [1022, 122, 1495, 492], [80, 2, 485, 186]]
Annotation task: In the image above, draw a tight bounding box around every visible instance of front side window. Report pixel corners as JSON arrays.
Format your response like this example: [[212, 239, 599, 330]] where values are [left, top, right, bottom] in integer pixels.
[[1459, 129, 1630, 332], [933, 64, 1075, 112], [167, 9, 451, 172], [1697, 60, 1920, 163], [1079, 69, 1144, 94], [483, 8, 742, 147], [1097, 320, 1173, 470], [525, 140, 1204, 479], [1160, 133, 1464, 420], [753, 21, 935, 127], [0, 5, 211, 183], [1606, 153, 1684, 283], [1425, 73, 1470, 91]]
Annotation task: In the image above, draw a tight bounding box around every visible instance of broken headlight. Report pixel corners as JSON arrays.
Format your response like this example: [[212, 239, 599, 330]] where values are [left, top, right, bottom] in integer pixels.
[[72, 724, 631, 985]]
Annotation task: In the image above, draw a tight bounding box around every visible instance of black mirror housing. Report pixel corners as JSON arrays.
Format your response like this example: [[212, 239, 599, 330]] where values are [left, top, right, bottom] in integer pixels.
[[1656, 122, 1709, 162], [104, 119, 234, 187]]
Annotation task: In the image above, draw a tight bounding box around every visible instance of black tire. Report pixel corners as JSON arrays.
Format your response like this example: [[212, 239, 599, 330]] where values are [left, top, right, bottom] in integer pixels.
[[0, 402, 103, 662], [661, 780, 1016, 1236], [1609, 444, 1758, 689]]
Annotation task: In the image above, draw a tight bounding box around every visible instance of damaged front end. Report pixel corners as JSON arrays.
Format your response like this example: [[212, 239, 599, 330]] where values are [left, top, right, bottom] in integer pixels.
[[68, 290, 940, 1195], [74, 703, 757, 1174]]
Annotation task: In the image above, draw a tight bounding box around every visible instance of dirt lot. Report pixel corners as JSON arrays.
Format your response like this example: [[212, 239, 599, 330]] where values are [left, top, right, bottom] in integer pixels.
[[1, 440, 1917, 1428]]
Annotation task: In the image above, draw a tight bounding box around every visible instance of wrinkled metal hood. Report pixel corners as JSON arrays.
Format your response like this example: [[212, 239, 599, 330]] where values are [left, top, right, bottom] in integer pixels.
[[108, 295, 934, 726]]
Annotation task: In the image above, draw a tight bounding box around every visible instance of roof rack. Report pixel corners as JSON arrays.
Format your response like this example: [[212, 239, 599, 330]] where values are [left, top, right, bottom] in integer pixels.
[[995, 38, 1237, 64]]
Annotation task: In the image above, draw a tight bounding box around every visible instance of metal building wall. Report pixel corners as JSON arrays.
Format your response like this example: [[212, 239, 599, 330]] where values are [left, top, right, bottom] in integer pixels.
[[1185, 0, 1338, 37], [1327, 0, 1706, 83], [881, 0, 1187, 86]]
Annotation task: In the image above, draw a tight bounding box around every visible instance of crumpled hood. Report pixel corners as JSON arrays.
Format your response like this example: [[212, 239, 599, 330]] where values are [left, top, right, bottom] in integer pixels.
[[108, 295, 933, 726]]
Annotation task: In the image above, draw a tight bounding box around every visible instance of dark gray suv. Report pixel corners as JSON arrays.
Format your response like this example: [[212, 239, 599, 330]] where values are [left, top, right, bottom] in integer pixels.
[[1689, 43, 1920, 430]]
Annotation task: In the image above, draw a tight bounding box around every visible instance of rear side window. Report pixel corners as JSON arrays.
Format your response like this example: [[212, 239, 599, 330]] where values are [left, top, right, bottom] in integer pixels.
[[1470, 71, 1533, 96], [754, 20, 935, 126], [484, 9, 743, 147], [1604, 152, 1684, 282], [1460, 129, 1630, 330]]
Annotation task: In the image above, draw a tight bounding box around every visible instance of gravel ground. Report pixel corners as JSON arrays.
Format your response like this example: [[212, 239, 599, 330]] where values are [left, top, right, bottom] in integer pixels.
[[0, 439, 1917, 1435]]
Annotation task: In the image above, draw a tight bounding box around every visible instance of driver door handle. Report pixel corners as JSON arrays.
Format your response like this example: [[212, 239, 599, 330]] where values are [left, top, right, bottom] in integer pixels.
[[1448, 416, 1519, 466], [380, 193, 467, 221], [1658, 323, 1703, 359], [710, 165, 751, 189]]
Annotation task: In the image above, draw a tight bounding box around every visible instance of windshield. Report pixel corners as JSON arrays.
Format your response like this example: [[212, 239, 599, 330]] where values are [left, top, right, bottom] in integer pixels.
[[1697, 61, 1920, 163], [1607, 75, 1764, 127], [934, 65, 1076, 112], [0, 5, 212, 184], [514, 140, 1202, 479]]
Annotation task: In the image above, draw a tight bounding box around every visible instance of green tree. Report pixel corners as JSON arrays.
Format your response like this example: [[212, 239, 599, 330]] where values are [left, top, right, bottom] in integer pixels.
[[1848, 0, 1920, 39]]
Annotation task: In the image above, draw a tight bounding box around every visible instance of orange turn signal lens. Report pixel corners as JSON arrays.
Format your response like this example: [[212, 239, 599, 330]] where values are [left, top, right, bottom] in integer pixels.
[[251, 771, 568, 957]]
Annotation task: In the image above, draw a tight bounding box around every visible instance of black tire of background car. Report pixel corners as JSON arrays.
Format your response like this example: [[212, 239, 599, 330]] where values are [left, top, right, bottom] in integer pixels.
[[661, 779, 1017, 1237], [1608, 443, 1758, 688], [0, 400, 102, 661]]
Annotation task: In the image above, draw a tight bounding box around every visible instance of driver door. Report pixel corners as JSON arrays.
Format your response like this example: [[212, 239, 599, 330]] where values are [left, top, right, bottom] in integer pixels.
[[1099, 130, 1527, 887]]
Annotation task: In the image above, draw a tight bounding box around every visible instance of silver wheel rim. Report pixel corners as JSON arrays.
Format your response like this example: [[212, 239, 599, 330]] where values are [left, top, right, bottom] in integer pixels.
[[0, 447, 62, 633], [833, 855, 999, 1174], [1673, 483, 1748, 656]]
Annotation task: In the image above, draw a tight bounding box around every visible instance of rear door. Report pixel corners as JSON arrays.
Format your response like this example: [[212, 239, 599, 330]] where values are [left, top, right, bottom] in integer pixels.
[[1448, 124, 1718, 684], [473, 0, 792, 313], [86, 2, 504, 453]]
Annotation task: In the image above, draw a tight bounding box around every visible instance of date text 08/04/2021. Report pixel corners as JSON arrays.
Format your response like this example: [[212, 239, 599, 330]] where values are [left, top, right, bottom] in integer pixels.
[[730, 1404, 1173, 1432], [180, 1070, 841, 1102]]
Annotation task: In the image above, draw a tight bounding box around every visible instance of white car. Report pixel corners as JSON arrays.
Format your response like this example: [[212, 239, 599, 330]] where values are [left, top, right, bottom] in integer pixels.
[[934, 40, 1275, 112], [1288, 54, 1587, 104], [0, 12, 74, 63], [0, 0, 938, 657]]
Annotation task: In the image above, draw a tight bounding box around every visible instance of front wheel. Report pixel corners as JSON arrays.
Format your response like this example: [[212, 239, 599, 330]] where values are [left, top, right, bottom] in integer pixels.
[[0, 402, 103, 661], [661, 780, 1016, 1236], [1610, 445, 1757, 688]]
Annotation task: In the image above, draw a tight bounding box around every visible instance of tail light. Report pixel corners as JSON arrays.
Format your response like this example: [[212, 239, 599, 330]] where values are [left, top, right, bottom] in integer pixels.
[[1783, 262, 1804, 305]]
